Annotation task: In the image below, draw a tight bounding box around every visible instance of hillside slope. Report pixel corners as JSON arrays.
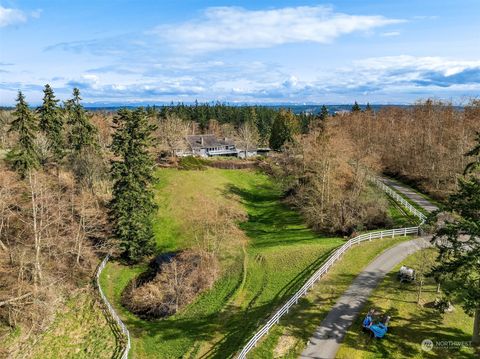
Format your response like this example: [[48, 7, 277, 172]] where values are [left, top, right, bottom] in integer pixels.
[[101, 168, 344, 358]]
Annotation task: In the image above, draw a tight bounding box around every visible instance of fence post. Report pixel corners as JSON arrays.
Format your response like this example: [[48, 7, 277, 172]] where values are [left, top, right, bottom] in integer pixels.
[[236, 176, 426, 359], [96, 255, 130, 359]]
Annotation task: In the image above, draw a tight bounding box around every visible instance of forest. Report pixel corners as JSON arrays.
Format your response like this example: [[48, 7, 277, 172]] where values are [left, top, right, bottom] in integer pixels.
[[0, 85, 479, 357]]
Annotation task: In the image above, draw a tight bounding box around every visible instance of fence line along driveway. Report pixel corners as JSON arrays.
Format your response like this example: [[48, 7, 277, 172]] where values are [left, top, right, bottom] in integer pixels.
[[300, 237, 431, 359], [236, 177, 427, 358], [378, 177, 438, 213], [93, 175, 430, 359]]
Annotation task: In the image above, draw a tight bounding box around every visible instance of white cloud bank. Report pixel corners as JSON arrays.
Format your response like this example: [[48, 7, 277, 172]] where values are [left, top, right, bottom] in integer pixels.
[[152, 6, 405, 52], [0, 5, 41, 27]]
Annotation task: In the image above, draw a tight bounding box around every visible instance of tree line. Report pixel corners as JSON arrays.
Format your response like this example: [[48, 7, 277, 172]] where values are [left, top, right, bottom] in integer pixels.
[[0, 85, 159, 353]]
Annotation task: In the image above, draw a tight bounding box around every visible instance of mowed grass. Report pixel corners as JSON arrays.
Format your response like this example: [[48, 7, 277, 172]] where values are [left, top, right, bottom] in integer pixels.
[[100, 168, 344, 358], [336, 249, 475, 359], [249, 236, 413, 358], [28, 291, 117, 359]]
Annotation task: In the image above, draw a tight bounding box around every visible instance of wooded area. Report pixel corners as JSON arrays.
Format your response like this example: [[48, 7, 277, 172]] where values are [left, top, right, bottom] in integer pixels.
[[1, 84, 479, 356]]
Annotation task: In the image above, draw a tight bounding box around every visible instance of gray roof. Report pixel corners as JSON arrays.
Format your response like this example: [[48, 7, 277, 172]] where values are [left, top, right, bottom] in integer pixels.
[[186, 135, 235, 149]]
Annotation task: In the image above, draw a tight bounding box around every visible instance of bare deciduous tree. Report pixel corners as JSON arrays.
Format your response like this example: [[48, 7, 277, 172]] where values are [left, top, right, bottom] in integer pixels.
[[156, 114, 190, 157]]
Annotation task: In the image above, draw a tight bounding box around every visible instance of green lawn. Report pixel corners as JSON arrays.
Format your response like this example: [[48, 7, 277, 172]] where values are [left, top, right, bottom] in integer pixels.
[[248, 236, 413, 358], [100, 168, 344, 358], [336, 249, 475, 359]]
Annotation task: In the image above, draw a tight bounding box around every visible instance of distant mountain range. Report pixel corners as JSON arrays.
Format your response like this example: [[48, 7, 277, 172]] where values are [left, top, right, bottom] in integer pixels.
[[0, 103, 463, 114]]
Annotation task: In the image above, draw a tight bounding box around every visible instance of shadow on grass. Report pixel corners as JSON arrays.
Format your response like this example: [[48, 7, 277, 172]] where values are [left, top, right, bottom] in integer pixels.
[[342, 305, 474, 358], [226, 183, 337, 249], [198, 248, 338, 359], [107, 177, 344, 358]]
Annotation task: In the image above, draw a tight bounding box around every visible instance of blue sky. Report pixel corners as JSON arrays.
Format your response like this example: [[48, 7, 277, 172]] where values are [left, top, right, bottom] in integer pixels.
[[0, 0, 479, 105]]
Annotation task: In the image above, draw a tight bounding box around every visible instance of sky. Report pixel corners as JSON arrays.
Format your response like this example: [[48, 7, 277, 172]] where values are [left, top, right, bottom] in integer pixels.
[[0, 0, 479, 105]]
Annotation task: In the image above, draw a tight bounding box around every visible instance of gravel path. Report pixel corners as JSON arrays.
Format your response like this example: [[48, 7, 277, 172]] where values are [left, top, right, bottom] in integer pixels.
[[300, 237, 431, 359]]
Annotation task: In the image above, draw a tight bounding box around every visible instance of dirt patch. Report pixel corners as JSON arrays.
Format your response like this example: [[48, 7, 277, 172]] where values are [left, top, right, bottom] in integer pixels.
[[273, 334, 297, 358]]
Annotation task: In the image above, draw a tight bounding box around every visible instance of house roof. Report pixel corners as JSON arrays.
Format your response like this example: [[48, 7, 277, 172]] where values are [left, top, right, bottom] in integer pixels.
[[186, 134, 235, 149]]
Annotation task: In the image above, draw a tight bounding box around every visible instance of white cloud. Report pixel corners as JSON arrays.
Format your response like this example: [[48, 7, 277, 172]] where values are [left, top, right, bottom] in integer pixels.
[[354, 55, 480, 76], [151, 6, 405, 52], [0, 5, 41, 27], [381, 31, 400, 37]]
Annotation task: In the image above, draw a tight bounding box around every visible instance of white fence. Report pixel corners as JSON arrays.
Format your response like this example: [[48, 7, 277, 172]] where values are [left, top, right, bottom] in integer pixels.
[[93, 176, 425, 359], [236, 226, 419, 358], [237, 177, 425, 358], [95, 255, 131, 359], [371, 177, 427, 224]]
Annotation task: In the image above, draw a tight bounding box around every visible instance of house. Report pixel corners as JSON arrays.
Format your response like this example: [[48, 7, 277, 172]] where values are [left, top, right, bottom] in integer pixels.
[[185, 134, 238, 157]]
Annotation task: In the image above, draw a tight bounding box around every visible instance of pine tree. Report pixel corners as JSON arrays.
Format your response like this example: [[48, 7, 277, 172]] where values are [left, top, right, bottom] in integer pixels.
[[365, 102, 372, 112], [65, 88, 98, 153], [269, 109, 298, 150], [7, 91, 40, 177], [37, 84, 64, 163], [65, 88, 100, 185], [431, 135, 480, 346], [351, 101, 361, 112], [109, 108, 157, 262], [319, 105, 329, 120]]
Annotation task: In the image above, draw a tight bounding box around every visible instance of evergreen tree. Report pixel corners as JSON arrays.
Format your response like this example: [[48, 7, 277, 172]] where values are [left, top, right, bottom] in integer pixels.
[[431, 136, 480, 346], [365, 102, 372, 112], [7, 91, 40, 177], [299, 112, 310, 134], [351, 101, 361, 112], [37, 84, 64, 163], [109, 108, 157, 262], [269, 109, 298, 150], [319, 105, 329, 120], [65, 88, 98, 153], [65, 88, 100, 185]]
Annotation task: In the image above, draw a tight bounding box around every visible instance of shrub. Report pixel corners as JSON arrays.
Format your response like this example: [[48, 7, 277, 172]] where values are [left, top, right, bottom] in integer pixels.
[[178, 156, 209, 170], [121, 250, 218, 319]]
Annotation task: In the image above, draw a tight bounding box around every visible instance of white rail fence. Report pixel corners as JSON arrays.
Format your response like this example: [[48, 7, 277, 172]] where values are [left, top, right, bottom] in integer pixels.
[[371, 177, 427, 223], [92, 176, 425, 359], [95, 255, 131, 359], [236, 227, 419, 358], [237, 177, 425, 358]]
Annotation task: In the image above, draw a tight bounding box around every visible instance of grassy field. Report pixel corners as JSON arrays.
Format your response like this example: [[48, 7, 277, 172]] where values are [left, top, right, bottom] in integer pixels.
[[248, 236, 412, 358], [336, 249, 475, 359], [27, 291, 117, 359], [100, 168, 344, 358]]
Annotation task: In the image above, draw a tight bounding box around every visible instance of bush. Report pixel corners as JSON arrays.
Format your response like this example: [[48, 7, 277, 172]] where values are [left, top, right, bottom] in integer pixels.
[[121, 250, 218, 319], [178, 156, 209, 170]]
